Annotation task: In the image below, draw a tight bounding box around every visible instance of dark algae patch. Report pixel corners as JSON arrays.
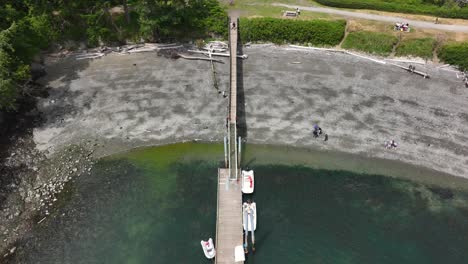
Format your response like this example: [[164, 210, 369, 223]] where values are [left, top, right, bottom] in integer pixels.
[[7, 143, 468, 264]]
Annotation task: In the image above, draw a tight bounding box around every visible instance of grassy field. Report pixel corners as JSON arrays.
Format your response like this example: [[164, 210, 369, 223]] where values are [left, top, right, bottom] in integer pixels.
[[240, 17, 346, 45], [226, 0, 468, 40], [224, 0, 468, 61], [438, 42, 468, 70], [314, 0, 468, 19], [395, 38, 435, 59], [341, 31, 398, 55], [226, 0, 330, 19]]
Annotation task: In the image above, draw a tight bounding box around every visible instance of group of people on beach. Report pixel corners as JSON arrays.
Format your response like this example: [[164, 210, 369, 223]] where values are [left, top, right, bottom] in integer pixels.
[[313, 123, 398, 149], [385, 139, 398, 149]]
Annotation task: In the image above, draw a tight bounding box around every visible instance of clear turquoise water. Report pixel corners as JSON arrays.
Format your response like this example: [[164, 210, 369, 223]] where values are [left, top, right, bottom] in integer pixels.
[[9, 143, 468, 263]]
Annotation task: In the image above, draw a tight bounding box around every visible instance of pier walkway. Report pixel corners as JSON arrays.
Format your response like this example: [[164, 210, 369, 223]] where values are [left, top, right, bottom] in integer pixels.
[[215, 169, 243, 263], [228, 14, 239, 182], [215, 16, 244, 264]]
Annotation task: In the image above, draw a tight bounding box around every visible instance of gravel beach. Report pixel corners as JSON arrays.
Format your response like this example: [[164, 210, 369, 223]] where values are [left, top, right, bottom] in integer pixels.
[[34, 45, 468, 178]]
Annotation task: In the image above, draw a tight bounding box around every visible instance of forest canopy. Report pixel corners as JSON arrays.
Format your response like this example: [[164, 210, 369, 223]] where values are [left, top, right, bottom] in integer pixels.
[[0, 0, 227, 110]]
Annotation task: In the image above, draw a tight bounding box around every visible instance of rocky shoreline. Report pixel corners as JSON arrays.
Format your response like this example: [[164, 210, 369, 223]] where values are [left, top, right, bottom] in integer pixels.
[[0, 135, 97, 258]]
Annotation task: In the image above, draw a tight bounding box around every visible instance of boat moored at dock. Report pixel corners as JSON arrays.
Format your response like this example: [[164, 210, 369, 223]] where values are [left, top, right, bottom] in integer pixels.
[[201, 238, 216, 259], [241, 170, 255, 194], [243, 201, 257, 231]]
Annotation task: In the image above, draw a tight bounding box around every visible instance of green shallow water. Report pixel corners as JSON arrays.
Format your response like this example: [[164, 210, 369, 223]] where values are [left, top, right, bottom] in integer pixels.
[[9, 143, 468, 263]]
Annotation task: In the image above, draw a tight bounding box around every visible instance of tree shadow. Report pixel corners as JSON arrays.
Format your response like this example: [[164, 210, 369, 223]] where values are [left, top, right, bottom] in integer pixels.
[[0, 55, 92, 206]]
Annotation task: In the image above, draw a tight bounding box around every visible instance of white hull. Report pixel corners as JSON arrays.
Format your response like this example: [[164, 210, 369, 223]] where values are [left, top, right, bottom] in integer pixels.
[[241, 170, 254, 194], [201, 238, 216, 259], [243, 202, 257, 231]]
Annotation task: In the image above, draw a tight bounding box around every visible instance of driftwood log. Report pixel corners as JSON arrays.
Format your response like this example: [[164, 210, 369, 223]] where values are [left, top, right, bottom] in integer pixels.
[[177, 54, 224, 63]]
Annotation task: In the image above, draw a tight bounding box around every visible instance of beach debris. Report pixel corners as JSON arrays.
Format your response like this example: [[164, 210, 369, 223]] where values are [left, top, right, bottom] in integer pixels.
[[3, 247, 16, 258], [188, 49, 248, 59], [177, 54, 223, 63], [390, 63, 430, 78], [75, 43, 184, 61], [288, 45, 433, 78], [203, 41, 228, 52], [204, 42, 223, 92], [76, 52, 104, 60], [457, 71, 468, 88], [288, 45, 386, 64]]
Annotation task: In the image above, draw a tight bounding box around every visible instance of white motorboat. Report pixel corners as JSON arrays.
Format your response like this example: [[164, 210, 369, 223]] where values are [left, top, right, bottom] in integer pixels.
[[200, 238, 216, 259], [243, 202, 257, 231], [241, 170, 254, 194]]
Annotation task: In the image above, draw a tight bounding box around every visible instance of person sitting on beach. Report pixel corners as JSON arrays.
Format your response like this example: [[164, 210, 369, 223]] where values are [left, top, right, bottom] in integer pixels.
[[313, 124, 322, 138], [385, 140, 398, 149]]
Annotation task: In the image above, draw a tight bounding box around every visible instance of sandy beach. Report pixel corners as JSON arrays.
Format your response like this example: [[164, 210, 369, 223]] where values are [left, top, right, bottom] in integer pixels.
[[34, 45, 468, 178]]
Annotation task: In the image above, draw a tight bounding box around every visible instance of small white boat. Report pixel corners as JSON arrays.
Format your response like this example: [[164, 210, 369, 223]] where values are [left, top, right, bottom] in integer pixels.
[[200, 238, 216, 259], [243, 202, 257, 231], [241, 170, 254, 194]]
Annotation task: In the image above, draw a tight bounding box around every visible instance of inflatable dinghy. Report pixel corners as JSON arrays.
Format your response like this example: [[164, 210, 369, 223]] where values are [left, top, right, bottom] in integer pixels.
[[241, 170, 254, 194], [200, 238, 216, 259]]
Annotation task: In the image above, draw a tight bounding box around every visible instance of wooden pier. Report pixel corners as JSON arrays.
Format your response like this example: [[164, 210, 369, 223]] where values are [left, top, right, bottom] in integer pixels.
[[215, 169, 243, 264], [229, 17, 238, 123], [215, 16, 244, 264], [228, 15, 239, 181]]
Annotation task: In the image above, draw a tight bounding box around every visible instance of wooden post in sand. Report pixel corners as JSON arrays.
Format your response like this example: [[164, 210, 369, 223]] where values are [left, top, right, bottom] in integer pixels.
[[224, 136, 228, 168]]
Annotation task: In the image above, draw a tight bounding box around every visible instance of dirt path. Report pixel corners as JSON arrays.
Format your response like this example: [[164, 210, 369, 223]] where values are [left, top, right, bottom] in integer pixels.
[[273, 3, 468, 33]]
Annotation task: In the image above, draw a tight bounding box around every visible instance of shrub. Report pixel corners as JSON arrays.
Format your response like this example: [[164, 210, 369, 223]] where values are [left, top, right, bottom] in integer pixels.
[[342, 31, 397, 55], [239, 17, 346, 46], [438, 42, 468, 70], [396, 38, 435, 59], [315, 0, 468, 19]]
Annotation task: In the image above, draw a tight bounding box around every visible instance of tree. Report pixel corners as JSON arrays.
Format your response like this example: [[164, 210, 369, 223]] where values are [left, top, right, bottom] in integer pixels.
[[0, 0, 227, 110], [0, 78, 17, 110]]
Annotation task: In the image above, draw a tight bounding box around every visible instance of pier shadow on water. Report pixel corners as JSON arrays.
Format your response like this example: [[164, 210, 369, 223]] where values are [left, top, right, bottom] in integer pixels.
[[236, 19, 247, 140]]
